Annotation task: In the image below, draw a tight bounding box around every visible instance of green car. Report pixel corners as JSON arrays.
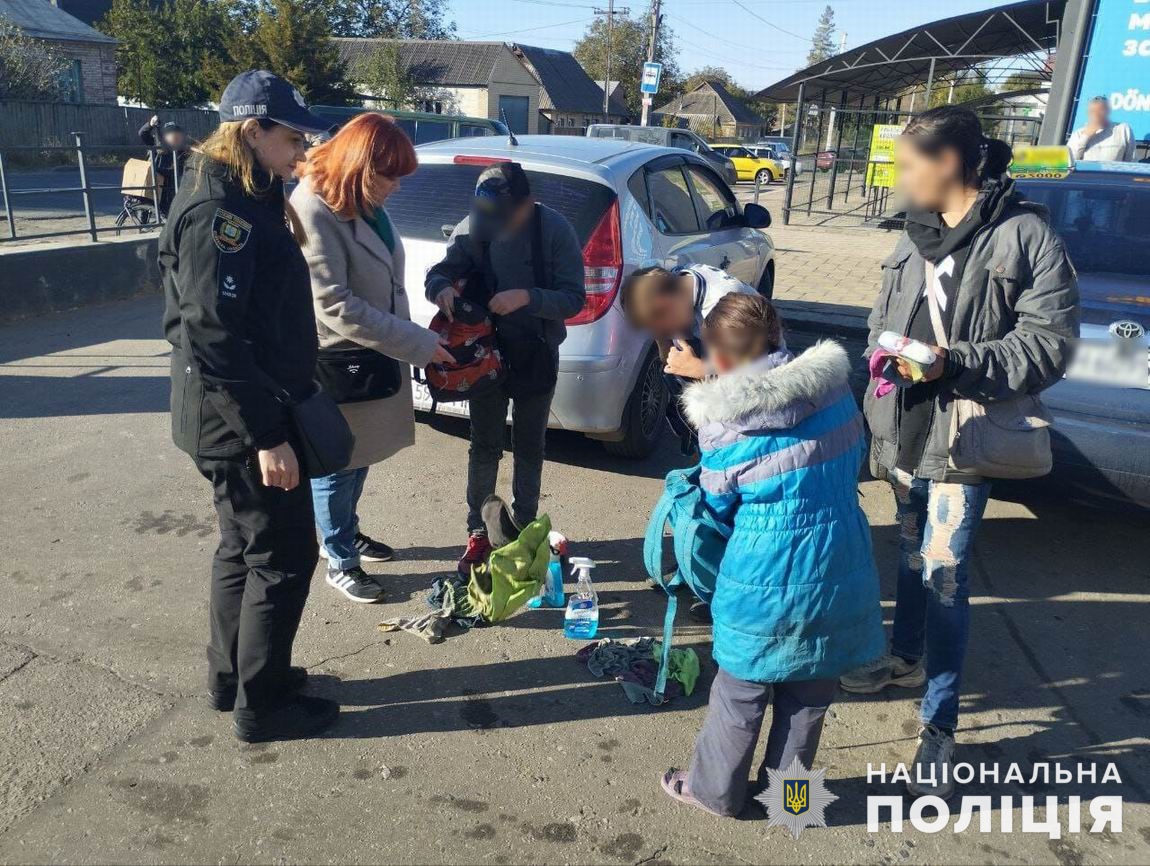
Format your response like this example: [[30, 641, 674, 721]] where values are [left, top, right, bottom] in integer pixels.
[[311, 105, 509, 145]]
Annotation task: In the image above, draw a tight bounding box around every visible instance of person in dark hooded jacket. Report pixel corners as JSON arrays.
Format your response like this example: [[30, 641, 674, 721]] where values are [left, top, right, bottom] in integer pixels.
[[841, 106, 1079, 799], [139, 115, 190, 217]]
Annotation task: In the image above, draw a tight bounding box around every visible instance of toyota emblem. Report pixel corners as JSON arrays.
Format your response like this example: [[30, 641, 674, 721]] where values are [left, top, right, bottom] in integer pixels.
[[1109, 320, 1146, 340]]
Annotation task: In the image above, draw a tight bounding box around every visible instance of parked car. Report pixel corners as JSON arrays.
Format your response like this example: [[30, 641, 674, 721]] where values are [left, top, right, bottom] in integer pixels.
[[710, 144, 785, 184], [586, 124, 739, 187], [387, 135, 775, 457], [756, 136, 794, 156], [745, 144, 803, 176], [1013, 162, 1150, 507], [311, 105, 508, 144]]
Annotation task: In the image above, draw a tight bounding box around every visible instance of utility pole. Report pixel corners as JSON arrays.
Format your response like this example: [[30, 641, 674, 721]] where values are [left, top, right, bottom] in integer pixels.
[[593, 0, 629, 121], [640, 0, 661, 126]]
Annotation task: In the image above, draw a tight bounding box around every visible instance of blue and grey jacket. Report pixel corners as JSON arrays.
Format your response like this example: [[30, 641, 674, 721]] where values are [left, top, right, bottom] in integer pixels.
[[681, 340, 885, 683]]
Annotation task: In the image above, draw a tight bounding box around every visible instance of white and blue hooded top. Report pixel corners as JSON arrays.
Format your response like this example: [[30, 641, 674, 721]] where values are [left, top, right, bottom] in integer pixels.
[[681, 340, 885, 683]]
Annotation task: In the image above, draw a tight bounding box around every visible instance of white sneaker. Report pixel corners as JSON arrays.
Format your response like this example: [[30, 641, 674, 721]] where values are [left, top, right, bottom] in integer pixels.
[[906, 724, 956, 799]]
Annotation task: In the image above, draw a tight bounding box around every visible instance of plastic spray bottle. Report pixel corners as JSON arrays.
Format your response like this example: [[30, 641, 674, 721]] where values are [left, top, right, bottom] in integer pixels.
[[527, 531, 568, 609], [563, 557, 599, 640]]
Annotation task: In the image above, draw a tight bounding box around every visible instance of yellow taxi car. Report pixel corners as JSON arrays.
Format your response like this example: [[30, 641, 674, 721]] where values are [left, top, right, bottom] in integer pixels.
[[711, 144, 785, 184]]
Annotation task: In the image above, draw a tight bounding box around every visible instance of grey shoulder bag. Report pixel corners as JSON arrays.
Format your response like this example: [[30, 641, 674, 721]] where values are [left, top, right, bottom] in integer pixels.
[[925, 260, 1052, 479]]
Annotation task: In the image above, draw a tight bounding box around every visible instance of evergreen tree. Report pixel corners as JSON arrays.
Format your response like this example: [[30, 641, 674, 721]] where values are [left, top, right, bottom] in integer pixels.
[[806, 6, 836, 66], [324, 0, 455, 39]]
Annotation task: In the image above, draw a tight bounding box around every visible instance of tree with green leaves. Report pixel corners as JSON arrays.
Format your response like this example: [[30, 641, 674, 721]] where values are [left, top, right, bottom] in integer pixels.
[[573, 3, 680, 115], [325, 0, 455, 39], [806, 5, 836, 66], [1000, 70, 1046, 94], [100, 0, 235, 107], [0, 15, 70, 101], [208, 0, 349, 105], [351, 43, 418, 108]]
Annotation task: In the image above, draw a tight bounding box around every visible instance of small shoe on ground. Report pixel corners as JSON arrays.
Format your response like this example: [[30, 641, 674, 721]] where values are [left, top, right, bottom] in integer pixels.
[[839, 653, 925, 694], [906, 723, 957, 799], [326, 565, 385, 603], [320, 533, 394, 563], [457, 530, 492, 576], [688, 600, 713, 623], [208, 665, 308, 712], [233, 694, 340, 743]]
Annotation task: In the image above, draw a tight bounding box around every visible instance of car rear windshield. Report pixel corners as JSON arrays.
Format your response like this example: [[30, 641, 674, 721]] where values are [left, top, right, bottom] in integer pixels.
[[387, 162, 616, 244], [1016, 180, 1150, 277]]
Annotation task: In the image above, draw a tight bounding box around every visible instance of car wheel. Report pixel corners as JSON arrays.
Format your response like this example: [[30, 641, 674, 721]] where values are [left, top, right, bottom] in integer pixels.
[[602, 346, 667, 459], [757, 260, 775, 299], [755, 168, 773, 185]]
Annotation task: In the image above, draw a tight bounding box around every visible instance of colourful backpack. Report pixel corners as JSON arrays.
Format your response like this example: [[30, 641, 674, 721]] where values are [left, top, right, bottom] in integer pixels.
[[643, 465, 732, 700], [424, 298, 504, 404]]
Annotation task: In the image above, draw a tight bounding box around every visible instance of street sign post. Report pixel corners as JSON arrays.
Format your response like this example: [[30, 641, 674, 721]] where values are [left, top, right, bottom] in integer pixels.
[[640, 62, 663, 95]]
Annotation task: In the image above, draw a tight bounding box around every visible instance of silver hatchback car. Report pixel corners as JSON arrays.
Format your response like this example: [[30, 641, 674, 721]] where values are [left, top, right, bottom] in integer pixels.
[[388, 135, 776, 458]]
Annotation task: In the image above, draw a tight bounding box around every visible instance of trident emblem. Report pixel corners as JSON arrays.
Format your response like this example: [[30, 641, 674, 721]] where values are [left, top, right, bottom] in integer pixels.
[[784, 780, 809, 815]]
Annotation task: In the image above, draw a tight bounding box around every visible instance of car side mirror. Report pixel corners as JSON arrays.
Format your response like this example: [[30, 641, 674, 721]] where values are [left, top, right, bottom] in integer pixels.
[[743, 202, 771, 229], [441, 223, 454, 239]]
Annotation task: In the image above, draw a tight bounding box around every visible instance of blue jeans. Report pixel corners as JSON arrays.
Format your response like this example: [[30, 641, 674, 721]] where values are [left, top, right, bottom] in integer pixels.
[[310, 467, 370, 570], [888, 468, 991, 732]]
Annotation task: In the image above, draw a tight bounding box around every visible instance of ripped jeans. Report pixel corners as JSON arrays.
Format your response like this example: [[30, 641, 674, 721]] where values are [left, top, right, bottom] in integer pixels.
[[888, 468, 992, 731]]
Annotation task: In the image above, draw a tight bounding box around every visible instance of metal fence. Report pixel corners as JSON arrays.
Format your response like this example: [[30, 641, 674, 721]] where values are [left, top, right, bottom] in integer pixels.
[[781, 101, 1044, 229], [0, 101, 218, 149], [0, 134, 176, 244]]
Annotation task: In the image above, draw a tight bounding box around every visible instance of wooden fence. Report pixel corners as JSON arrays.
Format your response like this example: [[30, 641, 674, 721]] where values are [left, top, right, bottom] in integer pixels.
[[0, 101, 219, 149]]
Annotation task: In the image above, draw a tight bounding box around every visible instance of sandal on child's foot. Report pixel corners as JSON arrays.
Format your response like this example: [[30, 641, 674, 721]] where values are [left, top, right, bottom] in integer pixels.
[[659, 769, 727, 817]]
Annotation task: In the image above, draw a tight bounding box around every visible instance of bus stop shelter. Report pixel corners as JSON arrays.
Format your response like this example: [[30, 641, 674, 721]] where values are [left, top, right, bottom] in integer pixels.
[[756, 0, 1066, 226]]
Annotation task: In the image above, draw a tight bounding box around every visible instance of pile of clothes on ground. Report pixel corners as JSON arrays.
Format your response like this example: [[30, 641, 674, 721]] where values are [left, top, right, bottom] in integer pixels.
[[378, 496, 550, 644], [576, 636, 700, 706]]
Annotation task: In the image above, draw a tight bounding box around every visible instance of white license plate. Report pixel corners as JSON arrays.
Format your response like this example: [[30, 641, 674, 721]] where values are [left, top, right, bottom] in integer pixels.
[[410, 375, 470, 417], [1066, 341, 1150, 389]]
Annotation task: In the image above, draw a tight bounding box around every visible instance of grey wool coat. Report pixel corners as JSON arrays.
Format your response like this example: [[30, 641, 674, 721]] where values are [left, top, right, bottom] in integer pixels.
[[291, 176, 440, 470]]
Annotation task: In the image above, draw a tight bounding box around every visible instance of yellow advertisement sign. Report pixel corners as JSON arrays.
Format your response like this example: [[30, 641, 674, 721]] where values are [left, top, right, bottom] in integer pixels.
[[866, 123, 904, 189]]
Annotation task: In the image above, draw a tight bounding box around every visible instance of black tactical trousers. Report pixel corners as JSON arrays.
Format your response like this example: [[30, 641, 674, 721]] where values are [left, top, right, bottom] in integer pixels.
[[194, 451, 318, 712]]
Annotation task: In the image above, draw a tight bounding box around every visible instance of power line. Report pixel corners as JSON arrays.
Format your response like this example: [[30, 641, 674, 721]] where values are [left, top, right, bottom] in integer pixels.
[[727, 0, 813, 43], [667, 13, 805, 60], [462, 15, 590, 40]]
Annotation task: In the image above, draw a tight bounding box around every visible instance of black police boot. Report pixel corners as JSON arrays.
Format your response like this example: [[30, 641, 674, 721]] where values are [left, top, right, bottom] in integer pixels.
[[208, 665, 309, 712], [233, 695, 340, 743]]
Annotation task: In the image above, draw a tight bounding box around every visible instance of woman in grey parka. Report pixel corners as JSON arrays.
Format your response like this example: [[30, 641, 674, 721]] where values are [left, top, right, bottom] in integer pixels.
[[841, 106, 1079, 798]]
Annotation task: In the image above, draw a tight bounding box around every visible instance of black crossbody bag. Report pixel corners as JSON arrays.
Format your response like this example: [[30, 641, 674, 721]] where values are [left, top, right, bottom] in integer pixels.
[[313, 274, 404, 404], [179, 318, 353, 478]]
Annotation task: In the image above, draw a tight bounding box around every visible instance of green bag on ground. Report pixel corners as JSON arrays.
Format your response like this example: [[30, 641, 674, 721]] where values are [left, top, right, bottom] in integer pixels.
[[467, 514, 552, 623]]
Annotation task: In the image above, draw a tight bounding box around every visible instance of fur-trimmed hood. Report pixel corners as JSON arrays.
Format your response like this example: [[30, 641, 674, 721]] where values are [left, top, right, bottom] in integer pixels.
[[682, 340, 852, 432]]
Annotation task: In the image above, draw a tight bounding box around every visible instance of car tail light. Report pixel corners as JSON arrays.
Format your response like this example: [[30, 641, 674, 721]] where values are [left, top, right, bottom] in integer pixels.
[[453, 155, 509, 166], [568, 199, 622, 326]]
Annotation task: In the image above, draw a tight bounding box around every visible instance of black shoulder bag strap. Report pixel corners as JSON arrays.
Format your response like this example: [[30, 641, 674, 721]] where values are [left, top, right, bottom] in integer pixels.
[[531, 202, 547, 291]]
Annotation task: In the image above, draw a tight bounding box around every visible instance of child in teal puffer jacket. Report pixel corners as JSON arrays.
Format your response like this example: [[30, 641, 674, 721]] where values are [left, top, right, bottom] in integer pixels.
[[660, 292, 884, 818]]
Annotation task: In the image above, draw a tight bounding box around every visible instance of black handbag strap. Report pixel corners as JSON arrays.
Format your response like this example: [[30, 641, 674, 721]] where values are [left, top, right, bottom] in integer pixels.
[[530, 202, 547, 292]]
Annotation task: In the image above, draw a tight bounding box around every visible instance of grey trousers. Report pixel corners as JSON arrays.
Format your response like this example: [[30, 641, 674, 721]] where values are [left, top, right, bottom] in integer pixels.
[[688, 668, 839, 816], [466, 387, 554, 533]]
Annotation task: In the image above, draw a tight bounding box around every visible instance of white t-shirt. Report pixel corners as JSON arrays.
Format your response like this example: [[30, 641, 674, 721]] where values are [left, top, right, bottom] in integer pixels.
[[1067, 122, 1135, 162], [677, 263, 757, 338]]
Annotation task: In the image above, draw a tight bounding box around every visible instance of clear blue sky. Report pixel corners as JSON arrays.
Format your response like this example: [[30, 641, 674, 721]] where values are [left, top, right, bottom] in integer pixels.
[[449, 0, 1008, 91]]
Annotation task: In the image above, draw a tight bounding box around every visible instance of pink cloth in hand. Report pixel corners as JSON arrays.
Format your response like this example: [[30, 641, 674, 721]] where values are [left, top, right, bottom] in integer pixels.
[[869, 350, 896, 398]]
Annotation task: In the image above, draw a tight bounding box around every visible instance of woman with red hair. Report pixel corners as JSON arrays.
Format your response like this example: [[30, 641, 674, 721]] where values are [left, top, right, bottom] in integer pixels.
[[292, 113, 452, 604]]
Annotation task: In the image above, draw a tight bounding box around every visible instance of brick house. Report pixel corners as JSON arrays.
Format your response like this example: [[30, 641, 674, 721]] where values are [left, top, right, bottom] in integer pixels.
[[511, 44, 629, 133], [656, 80, 766, 142], [0, 0, 118, 103]]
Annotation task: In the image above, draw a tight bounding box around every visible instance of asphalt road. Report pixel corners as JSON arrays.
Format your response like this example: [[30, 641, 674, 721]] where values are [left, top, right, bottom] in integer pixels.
[[3, 167, 127, 218], [0, 297, 1147, 865]]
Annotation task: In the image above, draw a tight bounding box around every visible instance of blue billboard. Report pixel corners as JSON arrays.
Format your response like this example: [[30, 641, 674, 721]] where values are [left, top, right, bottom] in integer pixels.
[[1073, 0, 1150, 139]]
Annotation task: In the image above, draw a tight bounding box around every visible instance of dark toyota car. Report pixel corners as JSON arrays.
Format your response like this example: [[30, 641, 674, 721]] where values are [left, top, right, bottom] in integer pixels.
[[1015, 162, 1150, 507]]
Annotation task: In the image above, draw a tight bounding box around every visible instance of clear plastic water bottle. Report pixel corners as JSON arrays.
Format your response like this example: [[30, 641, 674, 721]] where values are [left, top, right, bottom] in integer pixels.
[[528, 532, 567, 609], [563, 557, 599, 640]]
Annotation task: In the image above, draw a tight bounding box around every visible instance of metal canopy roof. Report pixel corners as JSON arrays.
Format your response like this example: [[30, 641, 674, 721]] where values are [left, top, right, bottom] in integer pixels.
[[756, 0, 1065, 104]]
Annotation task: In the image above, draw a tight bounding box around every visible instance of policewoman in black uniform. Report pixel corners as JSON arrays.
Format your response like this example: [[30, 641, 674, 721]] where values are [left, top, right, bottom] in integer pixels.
[[161, 71, 338, 742]]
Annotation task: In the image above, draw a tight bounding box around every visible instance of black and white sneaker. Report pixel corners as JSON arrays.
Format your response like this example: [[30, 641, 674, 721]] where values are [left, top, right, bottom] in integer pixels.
[[320, 533, 394, 563], [326, 566, 385, 604], [351, 533, 394, 562]]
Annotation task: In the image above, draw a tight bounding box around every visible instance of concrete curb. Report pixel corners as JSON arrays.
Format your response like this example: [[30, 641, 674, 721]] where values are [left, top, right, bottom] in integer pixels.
[[775, 300, 870, 340]]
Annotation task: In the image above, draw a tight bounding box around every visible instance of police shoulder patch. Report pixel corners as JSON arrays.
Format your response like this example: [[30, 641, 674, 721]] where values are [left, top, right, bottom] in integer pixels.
[[211, 208, 252, 253]]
